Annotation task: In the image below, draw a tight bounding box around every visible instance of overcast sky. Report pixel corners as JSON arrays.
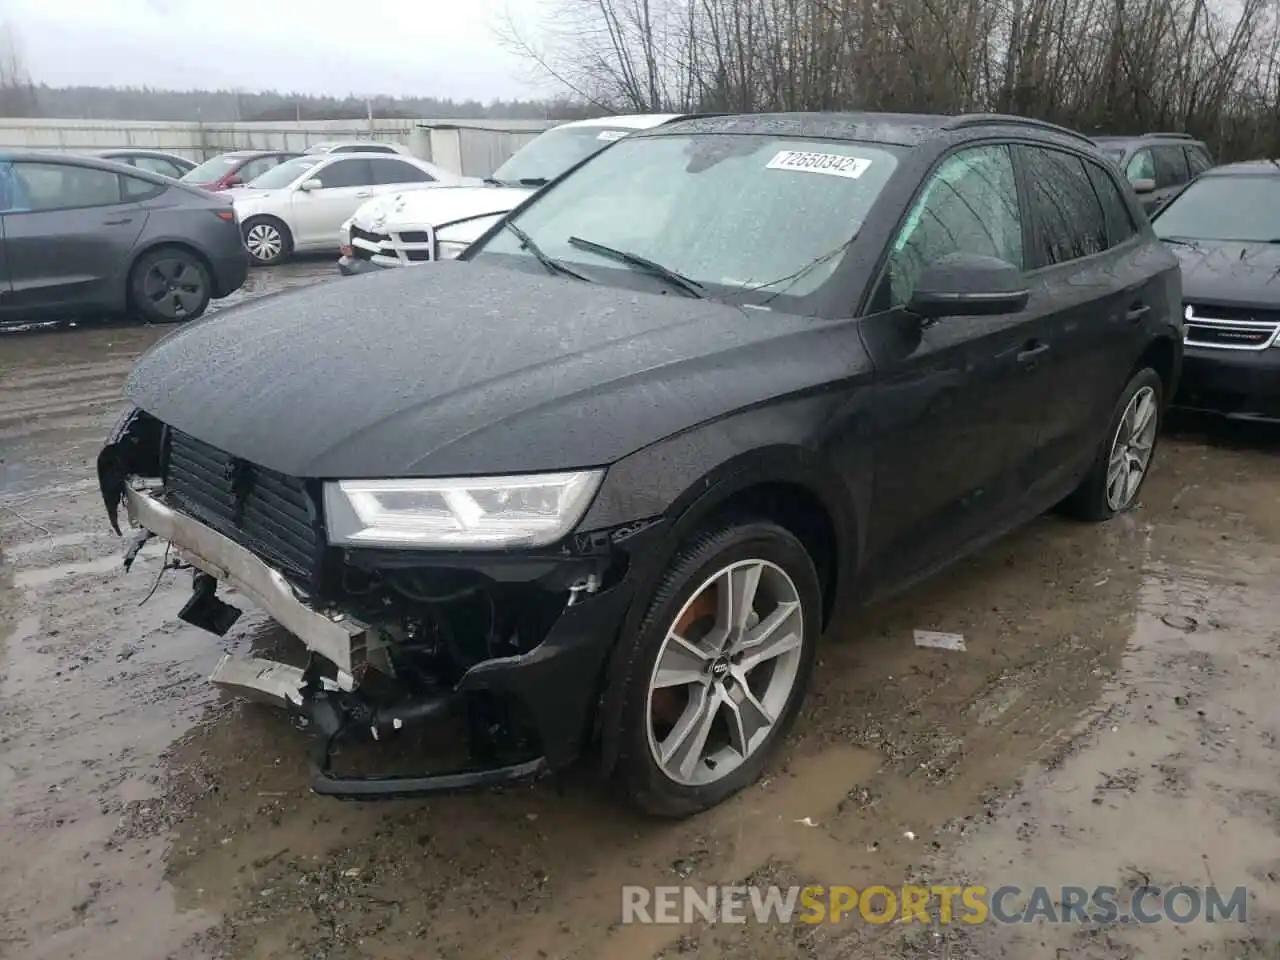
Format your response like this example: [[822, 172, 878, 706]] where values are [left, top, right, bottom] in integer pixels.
[[2, 0, 553, 101]]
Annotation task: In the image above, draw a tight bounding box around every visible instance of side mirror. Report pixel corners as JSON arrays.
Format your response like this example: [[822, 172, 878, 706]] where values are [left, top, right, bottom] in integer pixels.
[[1131, 178, 1156, 194], [906, 253, 1030, 319], [299, 178, 323, 192]]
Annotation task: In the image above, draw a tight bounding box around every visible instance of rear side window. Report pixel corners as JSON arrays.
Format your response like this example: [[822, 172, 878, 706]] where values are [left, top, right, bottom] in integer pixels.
[[121, 173, 165, 200], [1152, 146, 1189, 188], [1083, 160, 1137, 247], [886, 144, 1023, 307], [1017, 146, 1108, 265], [133, 156, 185, 178], [369, 157, 433, 184], [314, 158, 372, 188], [1185, 146, 1212, 176]]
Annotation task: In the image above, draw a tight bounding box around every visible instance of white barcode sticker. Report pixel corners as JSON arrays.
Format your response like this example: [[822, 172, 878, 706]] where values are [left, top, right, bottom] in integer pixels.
[[766, 150, 872, 179], [597, 130, 628, 142]]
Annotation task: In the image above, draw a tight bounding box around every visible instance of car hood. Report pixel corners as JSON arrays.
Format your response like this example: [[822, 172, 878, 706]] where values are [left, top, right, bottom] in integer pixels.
[[123, 260, 845, 479], [350, 184, 533, 233], [1170, 240, 1280, 308]]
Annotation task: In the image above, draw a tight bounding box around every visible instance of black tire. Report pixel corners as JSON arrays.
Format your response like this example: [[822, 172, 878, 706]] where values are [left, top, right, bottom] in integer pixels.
[[241, 216, 292, 266], [1060, 367, 1164, 522], [613, 518, 821, 818], [128, 247, 211, 324]]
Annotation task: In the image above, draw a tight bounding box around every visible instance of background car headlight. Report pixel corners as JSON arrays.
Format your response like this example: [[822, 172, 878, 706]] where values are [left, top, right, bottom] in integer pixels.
[[322, 471, 603, 549], [436, 240, 470, 260]]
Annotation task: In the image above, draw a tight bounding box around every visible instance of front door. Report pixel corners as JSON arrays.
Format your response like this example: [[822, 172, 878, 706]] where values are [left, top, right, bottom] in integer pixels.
[[0, 160, 145, 314], [289, 157, 375, 249], [860, 143, 1049, 595]]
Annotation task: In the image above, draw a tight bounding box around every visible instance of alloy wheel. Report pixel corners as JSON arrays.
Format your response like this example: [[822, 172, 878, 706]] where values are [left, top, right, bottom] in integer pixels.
[[244, 222, 283, 263], [645, 559, 805, 787], [1106, 384, 1158, 511], [142, 258, 205, 320]]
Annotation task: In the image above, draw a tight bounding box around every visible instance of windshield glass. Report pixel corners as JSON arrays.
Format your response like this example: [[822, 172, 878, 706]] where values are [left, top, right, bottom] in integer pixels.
[[472, 134, 900, 305], [180, 154, 240, 181], [247, 156, 322, 189], [1153, 175, 1280, 242], [490, 125, 638, 183]]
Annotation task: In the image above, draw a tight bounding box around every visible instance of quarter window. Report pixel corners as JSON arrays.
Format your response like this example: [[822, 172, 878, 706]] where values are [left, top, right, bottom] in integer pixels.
[[1017, 146, 1108, 265], [8, 162, 124, 211], [1083, 160, 1137, 248], [887, 144, 1023, 307], [1125, 149, 1155, 182], [369, 158, 433, 184], [314, 158, 373, 188], [1185, 146, 1212, 176], [132, 156, 185, 178]]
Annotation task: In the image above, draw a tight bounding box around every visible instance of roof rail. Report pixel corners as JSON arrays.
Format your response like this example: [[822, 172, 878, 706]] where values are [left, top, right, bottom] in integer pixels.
[[942, 113, 1095, 146], [1142, 131, 1194, 139]]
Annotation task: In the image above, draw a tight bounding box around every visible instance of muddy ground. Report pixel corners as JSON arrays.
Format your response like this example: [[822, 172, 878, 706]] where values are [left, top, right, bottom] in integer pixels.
[[2, 266, 1278, 959]]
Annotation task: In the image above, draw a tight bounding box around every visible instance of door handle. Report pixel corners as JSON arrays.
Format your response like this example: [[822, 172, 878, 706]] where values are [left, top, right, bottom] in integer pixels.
[[1016, 341, 1051, 364], [103, 217, 133, 225], [1126, 303, 1151, 322]]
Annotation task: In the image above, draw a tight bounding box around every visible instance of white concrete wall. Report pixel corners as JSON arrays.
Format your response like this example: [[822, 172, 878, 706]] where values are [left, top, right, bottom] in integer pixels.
[[0, 117, 558, 177]]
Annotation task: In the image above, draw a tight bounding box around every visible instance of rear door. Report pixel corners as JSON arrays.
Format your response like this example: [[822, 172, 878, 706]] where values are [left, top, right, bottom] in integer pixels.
[[1012, 144, 1150, 502], [860, 142, 1049, 589], [289, 157, 374, 248], [0, 160, 145, 314]]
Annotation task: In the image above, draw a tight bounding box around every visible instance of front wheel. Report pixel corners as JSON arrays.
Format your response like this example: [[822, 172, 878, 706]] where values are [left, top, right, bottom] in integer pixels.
[[1061, 367, 1164, 522], [128, 247, 211, 324], [242, 216, 291, 266], [613, 518, 821, 818]]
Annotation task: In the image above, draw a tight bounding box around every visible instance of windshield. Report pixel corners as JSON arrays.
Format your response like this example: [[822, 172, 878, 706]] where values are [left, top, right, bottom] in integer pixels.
[[180, 154, 241, 182], [247, 156, 323, 189], [490, 125, 639, 184], [1153, 175, 1280, 242], [471, 134, 900, 305]]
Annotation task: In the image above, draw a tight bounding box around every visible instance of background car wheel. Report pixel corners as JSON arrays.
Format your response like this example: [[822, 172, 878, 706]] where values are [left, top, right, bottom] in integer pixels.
[[1061, 367, 1164, 522], [242, 216, 292, 266], [613, 518, 821, 818], [128, 246, 211, 324]]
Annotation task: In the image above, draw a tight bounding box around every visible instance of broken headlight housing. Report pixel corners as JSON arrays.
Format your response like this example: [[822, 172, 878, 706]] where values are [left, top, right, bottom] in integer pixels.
[[322, 471, 603, 549]]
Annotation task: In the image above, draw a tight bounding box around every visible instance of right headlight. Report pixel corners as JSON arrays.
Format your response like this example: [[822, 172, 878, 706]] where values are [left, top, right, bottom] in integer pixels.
[[322, 470, 604, 549]]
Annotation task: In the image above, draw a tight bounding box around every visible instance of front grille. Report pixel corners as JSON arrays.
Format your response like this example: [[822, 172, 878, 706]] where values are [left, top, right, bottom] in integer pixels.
[[349, 224, 434, 265], [1185, 302, 1280, 351], [164, 430, 324, 585]]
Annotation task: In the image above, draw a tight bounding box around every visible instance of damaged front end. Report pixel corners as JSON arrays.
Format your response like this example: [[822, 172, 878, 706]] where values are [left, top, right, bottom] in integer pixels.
[[97, 409, 654, 799]]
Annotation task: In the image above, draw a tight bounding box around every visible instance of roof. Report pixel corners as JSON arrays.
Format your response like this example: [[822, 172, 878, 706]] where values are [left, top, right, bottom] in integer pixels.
[[638, 111, 1094, 148], [0, 149, 171, 174], [1201, 159, 1280, 177], [95, 148, 188, 158], [210, 149, 299, 158], [557, 114, 688, 131]]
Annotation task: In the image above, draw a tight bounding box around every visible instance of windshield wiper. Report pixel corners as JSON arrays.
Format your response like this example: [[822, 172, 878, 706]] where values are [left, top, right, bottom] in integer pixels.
[[483, 177, 504, 186], [1160, 236, 1202, 248], [518, 177, 549, 187], [503, 221, 592, 283], [567, 236, 706, 299]]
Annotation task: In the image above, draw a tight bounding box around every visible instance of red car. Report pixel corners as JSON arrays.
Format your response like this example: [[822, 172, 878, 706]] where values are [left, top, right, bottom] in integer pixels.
[[179, 150, 302, 191]]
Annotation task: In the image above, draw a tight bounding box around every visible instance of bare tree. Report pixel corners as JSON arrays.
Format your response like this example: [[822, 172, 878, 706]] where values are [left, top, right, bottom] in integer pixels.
[[500, 0, 1280, 159], [0, 18, 36, 117]]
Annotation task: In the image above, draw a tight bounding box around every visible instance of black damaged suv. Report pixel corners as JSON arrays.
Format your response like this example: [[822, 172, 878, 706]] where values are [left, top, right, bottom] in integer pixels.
[[99, 112, 1181, 817]]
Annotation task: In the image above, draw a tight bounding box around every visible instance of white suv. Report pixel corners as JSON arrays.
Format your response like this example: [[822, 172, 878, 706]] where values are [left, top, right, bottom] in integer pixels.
[[337, 114, 690, 274]]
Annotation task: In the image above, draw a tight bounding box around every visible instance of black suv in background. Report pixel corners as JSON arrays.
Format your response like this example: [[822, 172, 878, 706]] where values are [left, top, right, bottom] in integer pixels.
[[100, 112, 1182, 817], [1092, 132, 1214, 215]]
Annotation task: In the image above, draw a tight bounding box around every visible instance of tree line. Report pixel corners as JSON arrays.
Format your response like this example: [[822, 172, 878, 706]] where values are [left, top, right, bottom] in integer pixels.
[[500, 0, 1280, 159]]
